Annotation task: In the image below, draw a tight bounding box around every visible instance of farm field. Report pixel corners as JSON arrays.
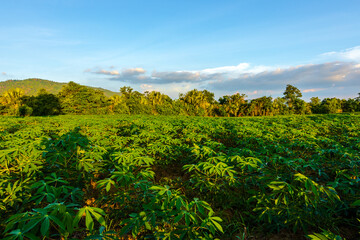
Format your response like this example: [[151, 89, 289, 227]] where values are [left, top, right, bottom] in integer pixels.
[[0, 114, 359, 240]]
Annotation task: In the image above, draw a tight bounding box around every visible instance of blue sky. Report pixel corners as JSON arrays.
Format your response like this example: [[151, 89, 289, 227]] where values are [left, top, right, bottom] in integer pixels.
[[1, 0, 360, 100]]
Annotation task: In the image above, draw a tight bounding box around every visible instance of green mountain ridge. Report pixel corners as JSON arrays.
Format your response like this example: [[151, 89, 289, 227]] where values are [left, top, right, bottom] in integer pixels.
[[0, 78, 119, 97]]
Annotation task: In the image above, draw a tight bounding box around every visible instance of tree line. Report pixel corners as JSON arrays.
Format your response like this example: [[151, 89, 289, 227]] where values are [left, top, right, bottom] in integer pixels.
[[0, 81, 359, 117]]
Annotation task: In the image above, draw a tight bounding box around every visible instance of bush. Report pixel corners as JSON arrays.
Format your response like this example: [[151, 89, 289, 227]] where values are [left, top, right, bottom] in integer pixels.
[[17, 105, 33, 117]]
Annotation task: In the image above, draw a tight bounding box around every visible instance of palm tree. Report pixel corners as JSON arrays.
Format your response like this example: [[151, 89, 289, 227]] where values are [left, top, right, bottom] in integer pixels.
[[0, 88, 24, 114], [219, 93, 247, 117], [180, 89, 216, 116]]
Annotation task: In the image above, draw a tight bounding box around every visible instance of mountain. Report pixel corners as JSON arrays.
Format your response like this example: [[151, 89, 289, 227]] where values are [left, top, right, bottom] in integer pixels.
[[0, 78, 119, 97]]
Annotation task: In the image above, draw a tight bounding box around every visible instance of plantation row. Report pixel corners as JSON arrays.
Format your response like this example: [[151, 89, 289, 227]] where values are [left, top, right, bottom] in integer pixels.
[[0, 114, 359, 239]]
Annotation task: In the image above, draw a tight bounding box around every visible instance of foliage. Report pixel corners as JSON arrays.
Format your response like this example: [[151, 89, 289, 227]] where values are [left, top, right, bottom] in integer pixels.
[[1, 82, 360, 117], [283, 84, 302, 111], [21, 89, 61, 116], [0, 114, 359, 239], [0, 88, 25, 115], [307, 230, 344, 240], [57, 82, 110, 115]]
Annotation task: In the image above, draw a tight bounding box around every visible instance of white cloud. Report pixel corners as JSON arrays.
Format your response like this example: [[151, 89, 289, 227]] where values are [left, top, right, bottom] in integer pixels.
[[303, 88, 325, 93], [199, 63, 274, 75], [140, 84, 153, 91], [98, 70, 120, 75], [200, 63, 250, 74], [322, 46, 360, 62], [151, 71, 201, 83], [122, 68, 146, 76], [91, 67, 146, 76], [89, 67, 149, 82]]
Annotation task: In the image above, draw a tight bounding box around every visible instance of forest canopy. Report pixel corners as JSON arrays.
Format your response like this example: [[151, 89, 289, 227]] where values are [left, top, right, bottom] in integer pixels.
[[0, 82, 359, 117]]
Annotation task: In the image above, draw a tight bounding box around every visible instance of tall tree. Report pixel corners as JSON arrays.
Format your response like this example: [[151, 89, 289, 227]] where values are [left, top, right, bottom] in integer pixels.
[[111, 86, 150, 115], [321, 98, 342, 114], [247, 96, 273, 116], [272, 97, 288, 115], [109, 95, 129, 114], [21, 89, 61, 116], [0, 88, 25, 115], [309, 97, 322, 113], [341, 98, 358, 113], [283, 84, 303, 113], [219, 93, 247, 117], [293, 98, 311, 115], [58, 82, 109, 114], [179, 89, 216, 116], [144, 91, 174, 115]]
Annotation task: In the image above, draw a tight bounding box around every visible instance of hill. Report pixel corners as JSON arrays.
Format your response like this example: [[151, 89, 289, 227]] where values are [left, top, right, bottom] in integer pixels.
[[0, 78, 119, 97]]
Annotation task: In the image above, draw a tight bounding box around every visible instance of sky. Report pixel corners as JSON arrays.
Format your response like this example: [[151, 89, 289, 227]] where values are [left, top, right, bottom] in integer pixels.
[[0, 0, 360, 100]]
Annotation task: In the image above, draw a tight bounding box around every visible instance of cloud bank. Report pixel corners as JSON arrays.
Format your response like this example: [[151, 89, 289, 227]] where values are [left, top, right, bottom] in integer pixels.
[[88, 63, 277, 85], [208, 62, 360, 93], [86, 46, 360, 99]]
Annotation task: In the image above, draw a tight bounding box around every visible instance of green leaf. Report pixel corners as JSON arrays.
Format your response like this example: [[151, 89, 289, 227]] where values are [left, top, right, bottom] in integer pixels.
[[210, 219, 223, 233], [40, 218, 50, 236], [90, 207, 106, 216], [144, 221, 151, 230], [307, 233, 329, 240], [24, 233, 40, 240], [86, 210, 94, 231], [351, 200, 360, 206], [174, 212, 184, 223], [48, 215, 66, 231], [210, 216, 222, 222], [106, 182, 111, 192], [90, 211, 106, 227], [185, 213, 190, 226], [22, 219, 42, 234], [73, 208, 86, 227]]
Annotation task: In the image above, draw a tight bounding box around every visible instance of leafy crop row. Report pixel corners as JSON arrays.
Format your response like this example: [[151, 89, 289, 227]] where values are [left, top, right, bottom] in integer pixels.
[[0, 114, 359, 239]]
